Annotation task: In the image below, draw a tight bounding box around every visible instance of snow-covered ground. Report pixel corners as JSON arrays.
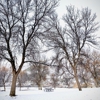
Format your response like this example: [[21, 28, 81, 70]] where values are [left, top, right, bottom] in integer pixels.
[[0, 87, 100, 100]]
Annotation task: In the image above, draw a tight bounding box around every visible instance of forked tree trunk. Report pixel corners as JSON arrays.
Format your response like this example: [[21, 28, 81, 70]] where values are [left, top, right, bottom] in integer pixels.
[[74, 68, 82, 91], [10, 72, 18, 96]]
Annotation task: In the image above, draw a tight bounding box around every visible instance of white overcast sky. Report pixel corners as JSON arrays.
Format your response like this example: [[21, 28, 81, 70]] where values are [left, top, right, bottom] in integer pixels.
[[55, 0, 100, 39], [56, 0, 100, 20]]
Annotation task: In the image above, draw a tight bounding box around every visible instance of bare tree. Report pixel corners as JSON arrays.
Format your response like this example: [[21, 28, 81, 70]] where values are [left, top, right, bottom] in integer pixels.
[[86, 51, 100, 87], [30, 61, 49, 90], [18, 71, 28, 91], [45, 6, 99, 91], [62, 72, 74, 88], [0, 0, 58, 96], [50, 73, 59, 88], [78, 66, 92, 88], [0, 66, 11, 91]]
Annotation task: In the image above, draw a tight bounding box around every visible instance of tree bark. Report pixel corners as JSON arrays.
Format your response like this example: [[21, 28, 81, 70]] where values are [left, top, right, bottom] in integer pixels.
[[9, 72, 18, 96], [74, 68, 82, 91]]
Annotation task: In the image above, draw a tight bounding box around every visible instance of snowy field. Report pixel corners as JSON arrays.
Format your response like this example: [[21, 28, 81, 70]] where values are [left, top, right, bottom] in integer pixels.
[[0, 87, 100, 100]]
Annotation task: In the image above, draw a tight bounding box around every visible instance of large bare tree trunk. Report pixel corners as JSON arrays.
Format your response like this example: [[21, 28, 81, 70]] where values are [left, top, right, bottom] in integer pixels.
[[74, 68, 82, 91], [10, 72, 18, 96]]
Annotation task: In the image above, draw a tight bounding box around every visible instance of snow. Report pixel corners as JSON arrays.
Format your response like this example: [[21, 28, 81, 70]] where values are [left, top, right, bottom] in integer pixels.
[[0, 87, 100, 100]]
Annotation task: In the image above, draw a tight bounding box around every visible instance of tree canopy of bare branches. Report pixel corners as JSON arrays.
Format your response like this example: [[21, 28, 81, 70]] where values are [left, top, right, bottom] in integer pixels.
[[45, 5, 99, 91], [0, 0, 58, 96]]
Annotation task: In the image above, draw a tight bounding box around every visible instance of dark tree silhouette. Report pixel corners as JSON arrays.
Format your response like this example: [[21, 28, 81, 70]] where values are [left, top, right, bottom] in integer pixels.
[[0, 66, 11, 91], [0, 0, 58, 96], [45, 5, 99, 91]]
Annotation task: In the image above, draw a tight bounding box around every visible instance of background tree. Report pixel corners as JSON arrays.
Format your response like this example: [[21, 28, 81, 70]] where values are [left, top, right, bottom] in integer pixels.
[[50, 73, 59, 88], [45, 5, 99, 91], [30, 62, 49, 90], [78, 66, 92, 88], [62, 72, 74, 88], [0, 66, 11, 91], [86, 51, 100, 87], [18, 71, 29, 91], [0, 0, 58, 96]]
